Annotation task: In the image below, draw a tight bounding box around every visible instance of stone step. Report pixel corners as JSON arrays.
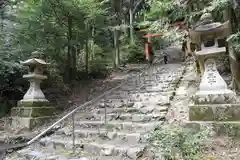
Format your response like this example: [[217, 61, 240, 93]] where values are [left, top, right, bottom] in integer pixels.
[[74, 113, 166, 122], [74, 121, 161, 132], [39, 136, 145, 158], [93, 106, 169, 114], [55, 128, 148, 144], [11, 147, 133, 160], [131, 90, 175, 94], [113, 91, 174, 97], [95, 99, 170, 109], [107, 92, 172, 99]]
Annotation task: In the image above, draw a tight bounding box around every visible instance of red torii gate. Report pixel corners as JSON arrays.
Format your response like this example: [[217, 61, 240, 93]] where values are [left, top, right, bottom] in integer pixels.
[[142, 33, 163, 61]]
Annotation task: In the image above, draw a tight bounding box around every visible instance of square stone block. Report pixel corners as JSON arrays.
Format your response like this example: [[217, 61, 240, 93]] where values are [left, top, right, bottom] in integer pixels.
[[10, 116, 56, 130], [189, 104, 214, 121], [189, 104, 240, 121], [11, 107, 57, 117], [184, 121, 240, 137], [17, 100, 50, 108], [10, 100, 56, 130], [193, 90, 237, 104]]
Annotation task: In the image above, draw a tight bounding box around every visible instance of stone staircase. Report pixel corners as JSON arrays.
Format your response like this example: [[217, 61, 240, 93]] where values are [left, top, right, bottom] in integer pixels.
[[6, 63, 187, 160]]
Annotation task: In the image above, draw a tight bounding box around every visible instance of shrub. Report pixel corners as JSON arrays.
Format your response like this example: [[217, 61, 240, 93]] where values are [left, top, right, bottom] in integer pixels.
[[123, 42, 145, 63], [88, 58, 109, 79], [148, 125, 210, 160]]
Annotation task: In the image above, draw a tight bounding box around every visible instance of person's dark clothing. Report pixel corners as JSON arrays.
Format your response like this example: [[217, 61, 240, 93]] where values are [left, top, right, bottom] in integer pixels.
[[148, 44, 154, 65], [164, 54, 168, 64]]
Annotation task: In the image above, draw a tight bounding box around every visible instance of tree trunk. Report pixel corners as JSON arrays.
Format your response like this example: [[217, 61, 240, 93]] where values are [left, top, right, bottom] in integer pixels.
[[67, 16, 74, 82], [123, 18, 128, 37], [91, 24, 95, 60], [129, 0, 134, 44], [85, 22, 89, 73], [113, 29, 120, 68], [231, 8, 239, 31]]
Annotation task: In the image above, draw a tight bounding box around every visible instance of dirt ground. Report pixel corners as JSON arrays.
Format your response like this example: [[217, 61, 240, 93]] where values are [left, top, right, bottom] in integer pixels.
[[203, 136, 240, 160]]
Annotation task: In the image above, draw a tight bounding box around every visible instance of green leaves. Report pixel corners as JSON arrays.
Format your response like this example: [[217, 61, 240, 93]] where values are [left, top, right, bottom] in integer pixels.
[[148, 125, 210, 160], [146, 0, 175, 20]]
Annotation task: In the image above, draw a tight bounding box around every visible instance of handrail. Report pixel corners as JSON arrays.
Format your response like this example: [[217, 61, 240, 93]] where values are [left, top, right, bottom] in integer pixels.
[[1, 57, 162, 158], [27, 63, 150, 145]]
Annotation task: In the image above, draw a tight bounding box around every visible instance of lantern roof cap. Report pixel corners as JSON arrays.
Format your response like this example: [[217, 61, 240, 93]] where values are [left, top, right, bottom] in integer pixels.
[[20, 58, 49, 66], [200, 13, 213, 22]]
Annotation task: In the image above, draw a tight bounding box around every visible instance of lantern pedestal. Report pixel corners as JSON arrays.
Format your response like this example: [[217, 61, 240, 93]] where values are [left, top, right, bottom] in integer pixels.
[[10, 58, 56, 130], [187, 14, 240, 135], [10, 101, 56, 130], [188, 58, 240, 136]]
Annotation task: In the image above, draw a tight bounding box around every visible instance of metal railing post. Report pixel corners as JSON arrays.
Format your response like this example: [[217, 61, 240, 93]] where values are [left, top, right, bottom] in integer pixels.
[[0, 150, 6, 160], [137, 74, 140, 85], [104, 100, 107, 126], [72, 113, 75, 154]]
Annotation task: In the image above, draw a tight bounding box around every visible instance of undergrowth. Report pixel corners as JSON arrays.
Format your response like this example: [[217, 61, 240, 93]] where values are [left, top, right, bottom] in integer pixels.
[[148, 125, 210, 160]]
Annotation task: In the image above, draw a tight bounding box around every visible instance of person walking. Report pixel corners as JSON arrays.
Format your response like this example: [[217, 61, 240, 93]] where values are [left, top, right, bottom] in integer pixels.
[[163, 52, 168, 64], [147, 42, 154, 65]]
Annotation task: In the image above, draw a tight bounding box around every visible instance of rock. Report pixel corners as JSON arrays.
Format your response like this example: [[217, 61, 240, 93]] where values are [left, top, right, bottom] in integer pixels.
[[78, 157, 89, 160], [62, 128, 72, 136], [39, 137, 51, 146], [127, 148, 140, 159], [107, 132, 117, 140], [127, 102, 135, 107], [133, 102, 144, 109], [17, 148, 31, 155], [46, 155, 59, 160], [68, 158, 88, 160], [101, 147, 114, 156], [28, 150, 44, 157], [132, 115, 145, 122], [139, 107, 154, 114], [137, 150, 155, 160]]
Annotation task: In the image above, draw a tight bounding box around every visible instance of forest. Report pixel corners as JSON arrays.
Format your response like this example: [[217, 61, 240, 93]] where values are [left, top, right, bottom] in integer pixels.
[[0, 0, 240, 118]]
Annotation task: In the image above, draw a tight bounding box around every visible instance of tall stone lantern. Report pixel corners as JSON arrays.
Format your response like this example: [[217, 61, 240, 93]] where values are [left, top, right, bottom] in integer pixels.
[[11, 57, 56, 130], [188, 13, 240, 135]]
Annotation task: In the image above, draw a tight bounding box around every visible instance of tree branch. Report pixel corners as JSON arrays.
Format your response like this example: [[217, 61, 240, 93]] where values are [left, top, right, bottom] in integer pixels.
[[133, 0, 144, 14]]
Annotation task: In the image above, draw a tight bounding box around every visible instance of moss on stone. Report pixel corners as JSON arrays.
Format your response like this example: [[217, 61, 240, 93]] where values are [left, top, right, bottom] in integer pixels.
[[189, 105, 214, 121], [189, 104, 240, 121], [213, 123, 240, 137], [11, 107, 56, 117], [17, 100, 51, 107]]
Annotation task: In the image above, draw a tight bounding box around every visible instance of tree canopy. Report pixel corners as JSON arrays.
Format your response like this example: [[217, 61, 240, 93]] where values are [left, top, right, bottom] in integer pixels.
[[0, 0, 238, 116]]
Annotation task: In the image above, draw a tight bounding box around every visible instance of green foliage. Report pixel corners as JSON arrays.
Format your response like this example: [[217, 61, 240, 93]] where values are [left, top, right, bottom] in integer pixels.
[[227, 32, 240, 60], [207, 0, 230, 12], [146, 0, 174, 20], [228, 32, 240, 51], [88, 58, 109, 79], [122, 41, 145, 63], [148, 125, 210, 160], [0, 0, 151, 116]]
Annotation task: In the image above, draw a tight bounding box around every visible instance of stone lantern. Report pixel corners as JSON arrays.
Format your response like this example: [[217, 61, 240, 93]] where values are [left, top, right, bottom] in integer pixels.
[[193, 13, 230, 73], [21, 58, 49, 101], [10, 57, 56, 130], [188, 13, 240, 135]]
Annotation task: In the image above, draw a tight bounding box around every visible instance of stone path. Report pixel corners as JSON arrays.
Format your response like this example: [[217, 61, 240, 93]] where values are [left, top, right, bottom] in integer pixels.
[[166, 59, 199, 124], [6, 60, 188, 160]]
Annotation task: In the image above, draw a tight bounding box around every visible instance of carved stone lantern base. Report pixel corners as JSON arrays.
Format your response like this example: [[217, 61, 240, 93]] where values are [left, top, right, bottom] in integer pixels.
[[10, 100, 56, 130], [9, 58, 55, 130], [188, 58, 240, 136]]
